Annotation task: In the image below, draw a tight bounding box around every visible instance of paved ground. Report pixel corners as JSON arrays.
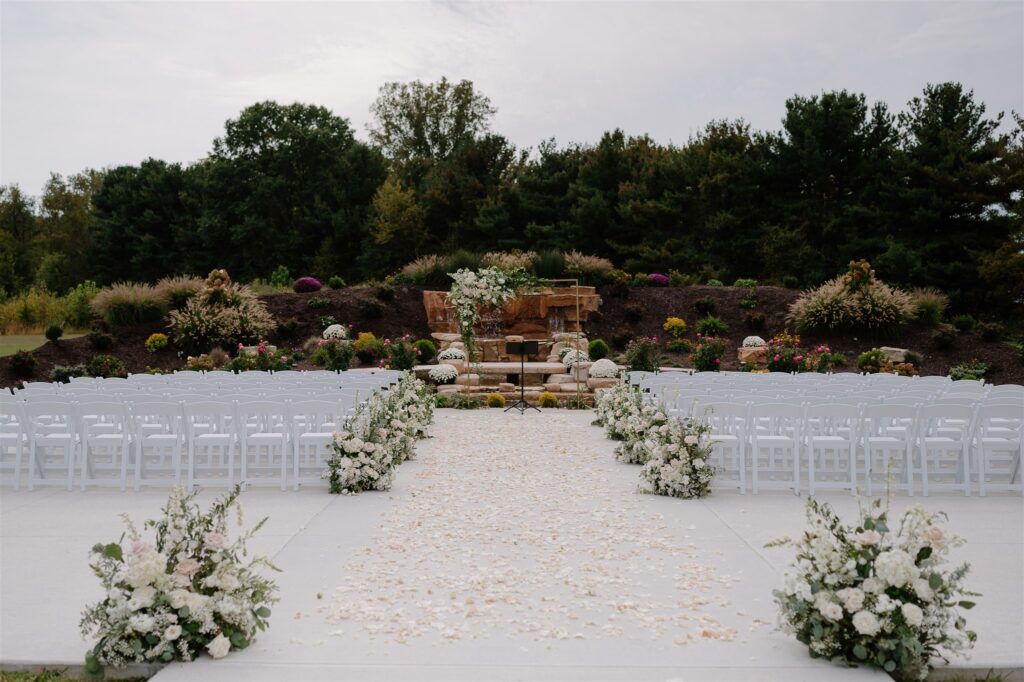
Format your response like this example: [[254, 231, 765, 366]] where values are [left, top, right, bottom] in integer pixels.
[[1, 410, 1020, 681]]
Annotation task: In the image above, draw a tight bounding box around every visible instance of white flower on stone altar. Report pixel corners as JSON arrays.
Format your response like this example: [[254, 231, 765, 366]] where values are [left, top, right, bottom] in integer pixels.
[[589, 359, 620, 378], [323, 324, 348, 340], [428, 364, 458, 384], [562, 349, 589, 370], [437, 347, 466, 361], [852, 610, 881, 636], [742, 336, 767, 347]]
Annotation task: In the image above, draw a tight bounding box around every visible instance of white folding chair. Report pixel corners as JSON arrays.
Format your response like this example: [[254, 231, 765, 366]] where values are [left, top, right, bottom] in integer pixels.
[[79, 401, 131, 490], [0, 401, 26, 489], [749, 403, 803, 494], [699, 401, 747, 493], [974, 404, 1023, 496], [917, 403, 974, 496], [290, 400, 344, 490], [804, 403, 860, 496], [236, 401, 290, 490], [132, 402, 186, 490], [184, 402, 237, 489], [861, 404, 916, 496], [24, 402, 79, 490]]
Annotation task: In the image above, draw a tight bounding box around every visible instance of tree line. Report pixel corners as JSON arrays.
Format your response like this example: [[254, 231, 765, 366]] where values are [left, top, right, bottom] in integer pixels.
[[1, 78, 1021, 316]]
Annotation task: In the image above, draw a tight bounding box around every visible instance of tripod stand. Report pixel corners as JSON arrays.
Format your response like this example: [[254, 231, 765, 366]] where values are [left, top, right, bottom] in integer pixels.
[[504, 340, 540, 414]]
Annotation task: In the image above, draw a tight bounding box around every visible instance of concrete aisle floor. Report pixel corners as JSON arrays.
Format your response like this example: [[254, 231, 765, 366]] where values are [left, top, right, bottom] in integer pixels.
[[1, 410, 1020, 681]]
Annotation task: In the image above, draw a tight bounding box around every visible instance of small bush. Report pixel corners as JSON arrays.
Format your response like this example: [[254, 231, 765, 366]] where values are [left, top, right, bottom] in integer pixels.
[[168, 282, 275, 354], [625, 336, 659, 372], [9, 350, 37, 378], [648, 273, 669, 287], [909, 288, 948, 327], [952, 314, 975, 332], [739, 292, 759, 309], [414, 339, 437, 363], [376, 285, 396, 302], [318, 315, 337, 329], [451, 395, 483, 410], [564, 251, 613, 283], [270, 266, 292, 289], [401, 254, 449, 286], [977, 322, 1002, 342], [156, 275, 204, 309], [487, 393, 506, 408], [706, 279, 723, 287], [433, 393, 452, 408], [533, 249, 566, 279], [358, 299, 384, 318], [327, 276, 346, 289], [144, 333, 169, 353], [353, 332, 386, 364], [447, 249, 483, 274], [932, 327, 956, 350], [782, 275, 799, 289], [276, 317, 299, 339], [610, 327, 633, 349], [949, 359, 988, 381], [690, 335, 727, 372], [623, 303, 644, 322], [693, 297, 717, 316], [903, 350, 923, 366], [662, 316, 687, 339], [744, 311, 766, 330], [91, 283, 169, 327], [857, 349, 887, 374], [310, 339, 354, 371], [733, 278, 757, 288], [87, 354, 127, 378], [631, 273, 649, 287], [45, 324, 64, 342], [87, 331, 114, 351], [386, 336, 418, 371], [293, 276, 322, 293], [538, 391, 559, 408], [587, 339, 609, 361], [669, 270, 696, 287], [483, 250, 538, 271], [787, 269, 913, 335], [666, 338, 691, 353], [49, 364, 86, 383], [696, 315, 729, 336], [605, 272, 631, 299], [64, 280, 100, 327], [307, 297, 330, 310]]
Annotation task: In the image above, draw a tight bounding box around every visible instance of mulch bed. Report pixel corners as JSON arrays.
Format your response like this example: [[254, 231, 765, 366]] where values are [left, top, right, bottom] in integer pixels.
[[3, 284, 1021, 387]]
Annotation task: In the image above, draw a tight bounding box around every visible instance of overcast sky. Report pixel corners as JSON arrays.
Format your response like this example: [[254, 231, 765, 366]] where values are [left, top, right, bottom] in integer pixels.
[[2, 0, 1021, 195]]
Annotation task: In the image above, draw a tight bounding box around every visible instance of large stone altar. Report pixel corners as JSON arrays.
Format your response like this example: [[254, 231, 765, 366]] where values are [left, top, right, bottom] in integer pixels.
[[422, 286, 602, 338]]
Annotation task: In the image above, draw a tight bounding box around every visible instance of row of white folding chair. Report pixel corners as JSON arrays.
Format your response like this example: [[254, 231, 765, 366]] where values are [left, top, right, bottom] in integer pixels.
[[690, 399, 1019, 496], [1, 398, 353, 491]]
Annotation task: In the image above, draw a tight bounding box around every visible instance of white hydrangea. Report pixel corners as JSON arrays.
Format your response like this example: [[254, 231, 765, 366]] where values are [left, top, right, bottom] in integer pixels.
[[742, 335, 767, 347], [428, 364, 459, 384], [901, 602, 924, 627], [589, 358, 620, 378], [323, 324, 348, 340], [437, 347, 466, 361], [875, 549, 919, 588], [562, 349, 589, 370], [852, 610, 881, 636]]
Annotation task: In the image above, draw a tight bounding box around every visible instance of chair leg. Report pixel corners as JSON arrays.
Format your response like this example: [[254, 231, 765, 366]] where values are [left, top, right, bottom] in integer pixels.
[[961, 444, 970, 497], [134, 440, 143, 492], [978, 444, 987, 497], [79, 443, 89, 491], [807, 444, 815, 497], [849, 445, 857, 496]]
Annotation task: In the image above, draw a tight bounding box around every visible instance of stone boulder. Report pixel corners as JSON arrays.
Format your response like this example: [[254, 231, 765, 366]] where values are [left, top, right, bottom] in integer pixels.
[[455, 373, 481, 387], [879, 346, 909, 362], [738, 346, 768, 367], [587, 377, 619, 390]]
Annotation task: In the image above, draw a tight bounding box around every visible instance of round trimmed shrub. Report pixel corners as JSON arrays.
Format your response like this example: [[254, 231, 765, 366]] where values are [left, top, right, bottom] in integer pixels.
[[327, 276, 346, 289], [293, 277, 322, 293], [587, 339, 609, 361], [414, 339, 436, 363], [45, 325, 64, 342], [538, 391, 558, 408], [952, 314, 975, 333], [87, 331, 114, 350], [9, 350, 37, 378], [87, 354, 127, 378], [145, 333, 169, 353], [487, 393, 506, 408]]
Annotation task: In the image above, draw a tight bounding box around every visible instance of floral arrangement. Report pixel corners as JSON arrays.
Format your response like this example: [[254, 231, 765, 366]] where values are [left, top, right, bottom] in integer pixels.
[[80, 486, 278, 671], [690, 333, 727, 372], [614, 402, 669, 464], [742, 335, 766, 347], [663, 316, 687, 339], [589, 358, 620, 379], [436, 347, 466, 361], [769, 499, 976, 681], [428, 364, 458, 385], [447, 267, 533, 362], [322, 324, 348, 340], [562, 349, 589, 370], [292, 276, 322, 293], [594, 379, 643, 440], [637, 415, 715, 498], [324, 373, 433, 493]]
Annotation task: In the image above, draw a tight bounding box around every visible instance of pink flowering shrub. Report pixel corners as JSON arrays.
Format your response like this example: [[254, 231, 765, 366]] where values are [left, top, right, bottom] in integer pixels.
[[292, 276, 322, 293], [648, 273, 669, 287]]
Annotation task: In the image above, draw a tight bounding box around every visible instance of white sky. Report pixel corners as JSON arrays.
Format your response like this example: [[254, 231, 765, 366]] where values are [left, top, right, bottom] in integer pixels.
[[2, 0, 1022, 195]]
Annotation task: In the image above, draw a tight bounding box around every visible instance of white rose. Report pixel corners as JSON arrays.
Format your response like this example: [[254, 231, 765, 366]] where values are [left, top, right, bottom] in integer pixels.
[[852, 610, 880, 636], [875, 550, 918, 588], [164, 625, 182, 641], [693, 458, 705, 468], [901, 602, 924, 627], [206, 633, 231, 659], [836, 587, 865, 613], [128, 585, 156, 611], [862, 577, 885, 594], [919, 525, 946, 549], [684, 435, 698, 445], [911, 578, 934, 601], [853, 529, 882, 546], [818, 602, 843, 621], [168, 589, 190, 609]]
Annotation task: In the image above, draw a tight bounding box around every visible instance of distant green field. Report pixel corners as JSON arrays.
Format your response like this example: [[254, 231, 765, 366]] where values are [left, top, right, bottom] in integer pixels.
[[0, 334, 82, 357]]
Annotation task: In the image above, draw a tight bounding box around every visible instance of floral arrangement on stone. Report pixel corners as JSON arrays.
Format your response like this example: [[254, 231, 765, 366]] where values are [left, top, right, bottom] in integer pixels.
[[742, 335, 766, 347], [428, 364, 458, 385], [436, 346, 466, 361], [562, 349, 589, 370], [594, 379, 643, 440], [447, 267, 534, 362], [80, 486, 278, 672], [324, 373, 434, 494], [589, 358, 620, 379], [768, 499, 976, 681], [637, 415, 715, 498], [614, 402, 669, 464], [323, 324, 349, 340]]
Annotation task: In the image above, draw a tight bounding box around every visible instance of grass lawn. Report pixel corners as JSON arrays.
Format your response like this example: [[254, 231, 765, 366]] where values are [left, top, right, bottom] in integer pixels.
[[0, 334, 82, 357]]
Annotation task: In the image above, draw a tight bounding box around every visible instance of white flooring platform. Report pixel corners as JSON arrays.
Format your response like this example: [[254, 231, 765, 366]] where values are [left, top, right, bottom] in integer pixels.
[[1, 410, 1021, 681]]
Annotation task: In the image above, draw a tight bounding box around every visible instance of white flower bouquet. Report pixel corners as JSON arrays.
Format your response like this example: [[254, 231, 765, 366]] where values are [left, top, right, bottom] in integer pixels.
[[614, 403, 669, 464], [594, 380, 643, 439], [447, 267, 533, 361], [742, 335, 767, 347], [588, 358, 620, 379], [436, 347, 466, 361], [80, 486, 278, 672], [637, 416, 715, 497], [324, 372, 434, 493], [769, 499, 976, 681], [428, 364, 458, 385], [561, 349, 589, 370]]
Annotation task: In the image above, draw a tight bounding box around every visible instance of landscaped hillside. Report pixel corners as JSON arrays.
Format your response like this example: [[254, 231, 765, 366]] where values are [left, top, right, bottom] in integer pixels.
[[4, 282, 1022, 387]]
